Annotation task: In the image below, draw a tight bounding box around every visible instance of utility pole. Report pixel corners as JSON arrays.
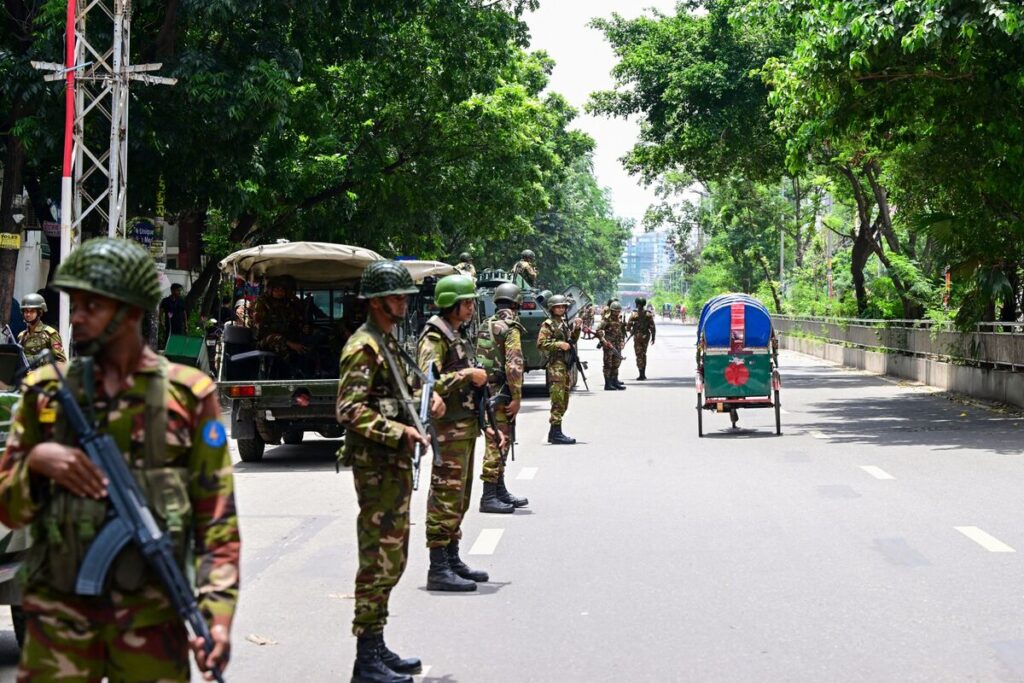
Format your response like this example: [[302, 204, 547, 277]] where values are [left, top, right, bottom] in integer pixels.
[[33, 0, 176, 347]]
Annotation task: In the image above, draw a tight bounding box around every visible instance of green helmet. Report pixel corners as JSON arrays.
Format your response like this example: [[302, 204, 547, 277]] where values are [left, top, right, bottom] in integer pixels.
[[359, 261, 418, 299], [21, 293, 47, 313], [610, 301, 622, 312], [459, 252, 472, 262], [546, 294, 569, 310], [433, 274, 478, 309], [521, 249, 535, 261], [52, 238, 161, 310], [493, 282, 523, 306]]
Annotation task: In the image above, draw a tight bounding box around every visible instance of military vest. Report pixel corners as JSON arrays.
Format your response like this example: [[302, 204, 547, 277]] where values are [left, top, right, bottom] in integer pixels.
[[476, 312, 524, 388], [23, 357, 194, 595], [420, 316, 476, 423], [541, 317, 571, 366]]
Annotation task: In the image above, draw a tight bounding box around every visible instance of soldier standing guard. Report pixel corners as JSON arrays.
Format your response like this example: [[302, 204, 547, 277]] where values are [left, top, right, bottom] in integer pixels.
[[0, 238, 238, 681], [627, 296, 657, 380], [537, 294, 581, 445], [337, 261, 444, 683], [16, 294, 66, 362], [418, 275, 504, 592], [510, 249, 539, 288], [475, 282, 528, 514], [454, 252, 477, 280], [597, 300, 628, 391]]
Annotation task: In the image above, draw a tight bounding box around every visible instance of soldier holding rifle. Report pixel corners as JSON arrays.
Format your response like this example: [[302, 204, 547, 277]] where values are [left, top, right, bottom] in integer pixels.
[[0, 238, 238, 681], [337, 260, 446, 683]]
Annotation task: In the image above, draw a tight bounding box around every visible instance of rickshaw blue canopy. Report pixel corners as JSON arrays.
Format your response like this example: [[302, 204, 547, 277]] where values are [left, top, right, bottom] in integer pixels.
[[697, 294, 773, 347]]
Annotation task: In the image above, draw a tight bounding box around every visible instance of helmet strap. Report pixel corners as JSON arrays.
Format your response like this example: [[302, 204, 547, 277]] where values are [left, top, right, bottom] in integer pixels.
[[73, 304, 130, 357], [380, 298, 405, 325]]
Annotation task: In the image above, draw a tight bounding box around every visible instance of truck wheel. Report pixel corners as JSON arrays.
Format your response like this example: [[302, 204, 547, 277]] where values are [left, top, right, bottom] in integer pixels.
[[11, 605, 25, 648], [238, 437, 265, 463], [282, 430, 303, 445]]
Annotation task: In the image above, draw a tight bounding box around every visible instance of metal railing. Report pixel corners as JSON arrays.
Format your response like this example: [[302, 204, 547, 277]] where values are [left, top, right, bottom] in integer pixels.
[[773, 315, 1024, 371]]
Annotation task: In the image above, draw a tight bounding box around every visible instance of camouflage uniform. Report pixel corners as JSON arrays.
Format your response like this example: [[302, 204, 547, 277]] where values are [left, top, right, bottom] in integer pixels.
[[454, 262, 477, 280], [336, 319, 415, 638], [627, 309, 657, 377], [509, 260, 538, 288], [251, 294, 304, 355], [475, 309, 524, 484], [537, 316, 579, 427], [581, 306, 595, 338], [417, 316, 480, 549], [0, 357, 240, 681], [17, 322, 66, 363], [597, 313, 628, 381]]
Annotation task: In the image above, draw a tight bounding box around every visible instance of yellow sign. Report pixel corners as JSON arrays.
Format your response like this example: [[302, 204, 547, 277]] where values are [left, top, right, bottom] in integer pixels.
[[0, 233, 21, 250]]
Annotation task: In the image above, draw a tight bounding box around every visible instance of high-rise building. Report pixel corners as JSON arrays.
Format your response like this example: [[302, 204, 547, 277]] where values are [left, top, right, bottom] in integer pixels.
[[620, 231, 674, 286]]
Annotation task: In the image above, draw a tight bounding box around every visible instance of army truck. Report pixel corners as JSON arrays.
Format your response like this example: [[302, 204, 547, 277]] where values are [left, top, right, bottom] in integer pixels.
[[216, 244, 459, 463], [475, 269, 591, 387], [0, 341, 30, 646]]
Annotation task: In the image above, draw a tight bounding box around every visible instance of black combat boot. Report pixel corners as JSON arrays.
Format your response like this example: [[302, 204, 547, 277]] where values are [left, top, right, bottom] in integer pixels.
[[637, 369, 647, 380], [604, 376, 616, 391], [377, 632, 422, 676], [497, 473, 528, 508], [352, 634, 412, 683], [548, 425, 577, 445], [479, 482, 514, 514], [446, 541, 489, 582], [614, 373, 627, 390], [426, 546, 476, 592]]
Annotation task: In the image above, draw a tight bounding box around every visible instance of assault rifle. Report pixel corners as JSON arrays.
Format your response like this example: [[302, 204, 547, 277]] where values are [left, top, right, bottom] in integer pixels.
[[565, 339, 589, 392], [488, 383, 516, 462], [27, 352, 225, 682], [410, 364, 441, 491], [474, 374, 505, 453], [584, 325, 625, 361]]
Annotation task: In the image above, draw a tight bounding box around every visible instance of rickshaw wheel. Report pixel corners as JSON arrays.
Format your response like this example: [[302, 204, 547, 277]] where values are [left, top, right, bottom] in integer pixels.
[[729, 408, 739, 429], [697, 392, 704, 438], [774, 389, 782, 435]]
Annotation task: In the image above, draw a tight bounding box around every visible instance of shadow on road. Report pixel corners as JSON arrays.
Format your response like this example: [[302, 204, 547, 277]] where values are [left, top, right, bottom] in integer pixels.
[[234, 440, 342, 473]]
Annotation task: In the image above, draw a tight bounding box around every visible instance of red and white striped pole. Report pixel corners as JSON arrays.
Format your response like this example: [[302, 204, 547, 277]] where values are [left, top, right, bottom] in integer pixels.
[[57, 0, 78, 347]]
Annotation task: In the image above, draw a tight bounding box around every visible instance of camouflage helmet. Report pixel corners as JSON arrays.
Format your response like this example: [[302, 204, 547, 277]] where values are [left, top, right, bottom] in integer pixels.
[[546, 294, 569, 310], [434, 274, 478, 309], [21, 293, 47, 313], [359, 261, 418, 299], [459, 252, 472, 262], [521, 249, 535, 261], [52, 238, 161, 311], [493, 282, 523, 306], [609, 301, 622, 311]]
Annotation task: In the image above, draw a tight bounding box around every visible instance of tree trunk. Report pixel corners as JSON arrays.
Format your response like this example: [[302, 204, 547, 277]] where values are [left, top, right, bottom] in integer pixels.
[[0, 134, 26, 328], [756, 252, 783, 314], [185, 212, 257, 315], [851, 232, 873, 316]]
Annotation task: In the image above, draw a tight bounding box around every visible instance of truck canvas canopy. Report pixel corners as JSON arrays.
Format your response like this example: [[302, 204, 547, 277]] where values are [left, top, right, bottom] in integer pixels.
[[218, 242, 384, 285]]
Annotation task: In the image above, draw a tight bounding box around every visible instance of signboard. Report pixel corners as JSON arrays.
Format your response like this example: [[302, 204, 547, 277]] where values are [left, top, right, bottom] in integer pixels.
[[42, 221, 61, 238], [129, 218, 156, 247], [149, 239, 167, 260], [0, 233, 22, 250]]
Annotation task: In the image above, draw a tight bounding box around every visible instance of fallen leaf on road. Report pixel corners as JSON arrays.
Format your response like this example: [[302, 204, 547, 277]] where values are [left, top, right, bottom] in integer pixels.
[[246, 634, 278, 646], [959, 412, 968, 417]]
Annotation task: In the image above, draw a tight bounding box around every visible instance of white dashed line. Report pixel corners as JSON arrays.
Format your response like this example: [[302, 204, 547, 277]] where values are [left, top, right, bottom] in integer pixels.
[[810, 430, 828, 440], [955, 526, 1016, 553], [516, 467, 538, 480], [860, 465, 895, 480], [467, 529, 505, 555]]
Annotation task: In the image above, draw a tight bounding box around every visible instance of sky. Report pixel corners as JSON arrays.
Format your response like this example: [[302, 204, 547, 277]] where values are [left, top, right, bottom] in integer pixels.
[[525, 1, 679, 232]]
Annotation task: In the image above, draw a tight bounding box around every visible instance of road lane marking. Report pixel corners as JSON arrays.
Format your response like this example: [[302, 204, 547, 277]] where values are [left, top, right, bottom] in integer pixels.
[[516, 467, 538, 480], [955, 526, 1016, 553], [468, 529, 505, 555], [810, 430, 828, 440], [779, 407, 790, 415], [860, 465, 895, 480]]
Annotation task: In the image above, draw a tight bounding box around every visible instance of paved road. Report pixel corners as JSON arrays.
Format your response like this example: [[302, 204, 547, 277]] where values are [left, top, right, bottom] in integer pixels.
[[2, 321, 1023, 681]]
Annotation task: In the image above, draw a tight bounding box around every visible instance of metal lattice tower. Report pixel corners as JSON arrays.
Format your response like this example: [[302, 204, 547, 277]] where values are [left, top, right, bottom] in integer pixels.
[[33, 0, 175, 344]]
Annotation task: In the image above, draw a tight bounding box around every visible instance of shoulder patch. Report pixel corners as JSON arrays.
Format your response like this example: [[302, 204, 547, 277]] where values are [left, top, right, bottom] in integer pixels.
[[168, 362, 216, 400], [345, 330, 380, 356], [201, 419, 227, 448]]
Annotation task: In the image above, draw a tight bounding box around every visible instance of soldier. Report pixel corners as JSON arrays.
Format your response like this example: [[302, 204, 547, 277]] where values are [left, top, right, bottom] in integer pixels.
[[537, 294, 581, 445], [337, 261, 444, 683], [475, 282, 528, 514], [0, 238, 238, 681], [580, 302, 596, 339], [627, 296, 657, 380], [596, 300, 628, 391], [418, 274, 503, 592], [252, 275, 309, 373], [453, 252, 477, 280], [16, 294, 66, 362], [510, 249, 539, 288]]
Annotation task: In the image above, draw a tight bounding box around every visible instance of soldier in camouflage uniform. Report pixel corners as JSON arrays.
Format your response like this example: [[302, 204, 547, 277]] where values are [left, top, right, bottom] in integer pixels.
[[597, 300, 628, 391], [475, 282, 528, 514], [537, 294, 581, 445], [0, 238, 238, 681], [252, 275, 309, 372], [509, 249, 539, 289], [580, 302, 596, 340], [418, 275, 503, 592], [627, 296, 657, 380], [16, 294, 66, 362], [337, 261, 443, 683], [453, 252, 477, 280]]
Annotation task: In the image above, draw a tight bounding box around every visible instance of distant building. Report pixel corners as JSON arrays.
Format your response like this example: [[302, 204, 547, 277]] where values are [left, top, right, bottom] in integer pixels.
[[619, 231, 674, 286]]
